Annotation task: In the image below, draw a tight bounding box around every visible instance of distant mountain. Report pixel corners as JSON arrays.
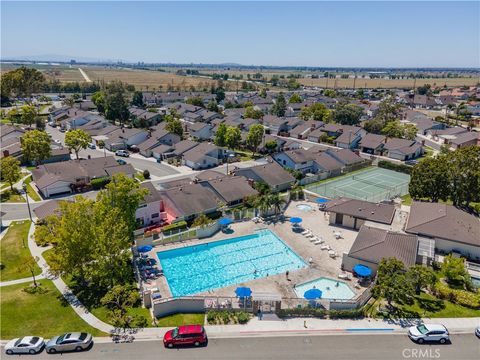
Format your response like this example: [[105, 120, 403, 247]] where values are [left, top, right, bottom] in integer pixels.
[[1, 54, 123, 63]]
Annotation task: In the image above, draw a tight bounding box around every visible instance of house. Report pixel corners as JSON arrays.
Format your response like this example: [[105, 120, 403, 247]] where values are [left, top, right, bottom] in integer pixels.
[[160, 183, 221, 221], [0, 124, 25, 160], [289, 121, 320, 139], [31, 156, 135, 198], [138, 130, 181, 157], [413, 95, 438, 109], [334, 129, 364, 149], [182, 142, 226, 170], [342, 225, 419, 274], [258, 134, 286, 153], [427, 127, 469, 144], [32, 200, 67, 222], [41, 147, 71, 164], [262, 115, 288, 134], [233, 160, 295, 192], [383, 138, 423, 161], [325, 148, 364, 168], [358, 133, 387, 155], [187, 122, 213, 140], [103, 128, 149, 151], [135, 182, 164, 227], [324, 197, 396, 229], [448, 131, 480, 150], [129, 107, 161, 126], [402, 110, 444, 135], [273, 148, 317, 174], [201, 176, 258, 206], [405, 202, 480, 260]]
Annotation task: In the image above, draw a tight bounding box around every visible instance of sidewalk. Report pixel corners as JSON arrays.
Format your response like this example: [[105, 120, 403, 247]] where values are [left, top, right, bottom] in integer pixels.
[[0, 274, 45, 287]]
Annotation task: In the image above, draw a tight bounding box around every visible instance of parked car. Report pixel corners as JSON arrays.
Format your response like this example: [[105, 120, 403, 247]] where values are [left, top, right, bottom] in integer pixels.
[[87, 142, 96, 149], [163, 325, 207, 348], [48, 122, 57, 128], [405, 160, 418, 166], [115, 150, 130, 157], [59, 128, 66, 133], [475, 326, 480, 338], [45, 332, 93, 353], [408, 324, 449, 344], [117, 159, 127, 165], [4, 336, 45, 355]]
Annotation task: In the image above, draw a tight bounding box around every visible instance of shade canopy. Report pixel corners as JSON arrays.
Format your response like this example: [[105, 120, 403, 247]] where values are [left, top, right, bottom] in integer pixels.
[[235, 287, 252, 297], [315, 198, 330, 204], [304, 288, 322, 300], [218, 218, 233, 226], [353, 264, 372, 277], [137, 245, 153, 253], [290, 217, 303, 224]]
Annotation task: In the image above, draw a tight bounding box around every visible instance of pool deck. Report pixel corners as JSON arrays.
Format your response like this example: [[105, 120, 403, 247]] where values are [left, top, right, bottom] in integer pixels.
[[142, 200, 365, 302]]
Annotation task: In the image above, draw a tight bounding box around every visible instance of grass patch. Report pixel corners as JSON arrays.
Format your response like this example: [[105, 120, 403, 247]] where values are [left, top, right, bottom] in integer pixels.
[[23, 176, 42, 201], [0, 221, 41, 281], [0, 189, 25, 203], [155, 313, 205, 327], [0, 280, 106, 338], [135, 172, 145, 182], [0, 182, 10, 190], [401, 194, 413, 206]]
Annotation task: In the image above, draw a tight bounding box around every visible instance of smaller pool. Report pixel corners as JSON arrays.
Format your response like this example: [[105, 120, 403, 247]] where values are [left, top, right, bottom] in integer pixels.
[[296, 204, 313, 212], [295, 277, 355, 300]]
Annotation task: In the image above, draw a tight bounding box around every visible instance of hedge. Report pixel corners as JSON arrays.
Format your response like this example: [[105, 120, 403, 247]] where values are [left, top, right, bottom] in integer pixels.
[[276, 307, 364, 319], [434, 282, 480, 309], [161, 220, 188, 235], [90, 177, 110, 190], [378, 160, 411, 175]]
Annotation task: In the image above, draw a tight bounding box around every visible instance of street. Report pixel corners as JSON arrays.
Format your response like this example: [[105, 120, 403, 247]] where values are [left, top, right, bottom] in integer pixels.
[[2, 334, 479, 360]]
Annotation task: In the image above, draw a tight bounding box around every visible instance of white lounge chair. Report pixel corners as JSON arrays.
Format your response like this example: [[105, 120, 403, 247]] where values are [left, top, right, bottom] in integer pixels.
[[301, 229, 311, 235], [320, 244, 331, 251], [328, 251, 338, 258], [314, 239, 324, 245]]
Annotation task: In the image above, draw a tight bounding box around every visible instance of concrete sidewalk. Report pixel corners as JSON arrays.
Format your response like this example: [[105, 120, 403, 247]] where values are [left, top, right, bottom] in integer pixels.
[[0, 274, 45, 287]]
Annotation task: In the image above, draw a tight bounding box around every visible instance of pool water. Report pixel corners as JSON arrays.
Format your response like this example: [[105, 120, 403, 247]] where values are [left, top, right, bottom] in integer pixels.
[[296, 204, 313, 212], [294, 277, 355, 300], [157, 229, 307, 297]]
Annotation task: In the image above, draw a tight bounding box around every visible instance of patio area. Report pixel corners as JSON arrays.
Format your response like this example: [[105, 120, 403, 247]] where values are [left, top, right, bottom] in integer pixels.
[[139, 200, 367, 306]]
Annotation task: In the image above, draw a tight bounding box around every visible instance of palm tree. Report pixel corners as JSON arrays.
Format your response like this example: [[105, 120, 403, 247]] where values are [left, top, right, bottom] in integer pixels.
[[269, 193, 286, 215], [254, 195, 271, 217]]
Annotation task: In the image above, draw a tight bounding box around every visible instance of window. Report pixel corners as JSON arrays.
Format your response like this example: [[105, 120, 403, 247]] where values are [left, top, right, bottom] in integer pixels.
[[152, 213, 159, 218]]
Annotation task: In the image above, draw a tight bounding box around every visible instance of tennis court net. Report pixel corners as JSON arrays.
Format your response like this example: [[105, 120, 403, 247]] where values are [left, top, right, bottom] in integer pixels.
[[351, 175, 397, 191]]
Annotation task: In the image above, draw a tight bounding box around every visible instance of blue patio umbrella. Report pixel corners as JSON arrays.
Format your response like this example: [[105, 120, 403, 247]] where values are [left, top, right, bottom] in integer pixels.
[[235, 287, 252, 297], [290, 217, 303, 224], [137, 245, 153, 253], [315, 198, 330, 204], [218, 218, 233, 226], [353, 264, 372, 277], [304, 288, 322, 300]]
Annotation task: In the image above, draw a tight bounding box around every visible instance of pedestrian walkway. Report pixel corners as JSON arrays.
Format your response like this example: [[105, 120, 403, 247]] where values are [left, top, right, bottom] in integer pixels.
[[0, 274, 45, 287]]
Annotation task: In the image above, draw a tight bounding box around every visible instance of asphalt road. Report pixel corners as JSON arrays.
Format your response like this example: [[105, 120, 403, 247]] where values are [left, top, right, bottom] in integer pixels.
[[3, 334, 479, 360]]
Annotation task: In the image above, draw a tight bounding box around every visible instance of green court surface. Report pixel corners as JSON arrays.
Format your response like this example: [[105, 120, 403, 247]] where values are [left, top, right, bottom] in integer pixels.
[[306, 167, 410, 202]]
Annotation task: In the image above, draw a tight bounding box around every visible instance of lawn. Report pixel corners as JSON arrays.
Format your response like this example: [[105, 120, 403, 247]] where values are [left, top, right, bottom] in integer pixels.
[[0, 189, 25, 203], [135, 172, 146, 182], [23, 176, 42, 201], [0, 221, 42, 281], [401, 194, 413, 206], [155, 313, 205, 327], [0, 182, 10, 190], [0, 280, 106, 338]]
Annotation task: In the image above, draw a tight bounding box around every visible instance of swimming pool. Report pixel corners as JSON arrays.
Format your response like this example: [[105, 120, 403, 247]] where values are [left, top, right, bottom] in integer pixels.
[[157, 229, 307, 297], [294, 277, 355, 300], [296, 204, 313, 212]]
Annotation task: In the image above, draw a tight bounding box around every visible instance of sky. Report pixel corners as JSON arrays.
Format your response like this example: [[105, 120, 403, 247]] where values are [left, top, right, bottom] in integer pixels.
[[1, 1, 479, 68]]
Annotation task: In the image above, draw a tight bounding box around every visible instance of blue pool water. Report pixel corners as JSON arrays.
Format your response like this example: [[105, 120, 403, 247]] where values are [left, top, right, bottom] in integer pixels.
[[296, 204, 313, 212], [157, 229, 307, 297], [294, 277, 355, 300]]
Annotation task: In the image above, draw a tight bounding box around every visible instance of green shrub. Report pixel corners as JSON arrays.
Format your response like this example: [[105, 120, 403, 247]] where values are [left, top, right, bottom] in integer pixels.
[[434, 282, 480, 309], [143, 169, 150, 180], [90, 177, 110, 190], [378, 160, 411, 175], [276, 308, 327, 318], [236, 311, 250, 324], [206, 311, 217, 324], [161, 221, 188, 235], [328, 309, 364, 319]]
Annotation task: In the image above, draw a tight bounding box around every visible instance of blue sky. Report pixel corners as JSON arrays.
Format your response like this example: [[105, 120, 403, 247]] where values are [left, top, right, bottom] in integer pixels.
[[1, 1, 479, 67]]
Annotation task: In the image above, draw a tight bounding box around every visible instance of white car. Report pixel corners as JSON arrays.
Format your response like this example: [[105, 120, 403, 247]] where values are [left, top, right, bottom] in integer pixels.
[[115, 150, 129, 157], [408, 324, 449, 344], [475, 326, 480, 338], [4, 336, 45, 355]]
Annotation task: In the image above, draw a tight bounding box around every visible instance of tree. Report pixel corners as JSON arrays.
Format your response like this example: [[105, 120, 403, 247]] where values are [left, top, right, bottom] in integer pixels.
[[21, 105, 37, 127], [207, 99, 219, 112], [243, 106, 264, 119], [403, 124, 418, 140], [21, 256, 40, 288], [409, 156, 450, 202], [215, 88, 225, 103], [332, 102, 363, 125], [165, 118, 183, 138], [442, 255, 471, 288], [225, 126, 242, 150], [253, 181, 271, 195], [364, 118, 385, 134], [104, 82, 129, 124], [92, 91, 106, 114], [131, 91, 144, 108], [259, 88, 267, 98], [65, 129, 91, 159], [300, 103, 330, 122], [375, 96, 401, 124], [406, 265, 437, 295], [246, 124, 264, 154], [289, 93, 302, 103], [0, 66, 45, 100], [100, 285, 146, 329], [62, 97, 75, 108], [271, 94, 287, 117], [192, 214, 213, 228], [214, 123, 227, 147], [381, 121, 405, 138], [373, 258, 413, 307], [20, 130, 51, 165], [268, 193, 285, 215], [0, 156, 21, 191], [287, 78, 301, 90], [446, 146, 480, 207], [186, 97, 205, 108], [264, 140, 278, 153]]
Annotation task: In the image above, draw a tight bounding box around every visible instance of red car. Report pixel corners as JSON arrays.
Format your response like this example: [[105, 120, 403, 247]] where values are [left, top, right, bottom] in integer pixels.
[[163, 325, 207, 348]]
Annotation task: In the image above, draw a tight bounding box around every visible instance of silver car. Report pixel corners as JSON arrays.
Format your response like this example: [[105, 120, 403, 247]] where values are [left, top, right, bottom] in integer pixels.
[[4, 336, 45, 355], [45, 332, 93, 353]]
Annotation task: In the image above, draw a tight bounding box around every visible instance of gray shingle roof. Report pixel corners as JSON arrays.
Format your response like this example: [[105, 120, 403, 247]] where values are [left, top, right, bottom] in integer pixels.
[[325, 197, 396, 224]]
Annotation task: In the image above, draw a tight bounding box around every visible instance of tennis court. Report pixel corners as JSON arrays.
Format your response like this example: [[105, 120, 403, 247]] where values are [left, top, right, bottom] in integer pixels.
[[305, 167, 410, 202]]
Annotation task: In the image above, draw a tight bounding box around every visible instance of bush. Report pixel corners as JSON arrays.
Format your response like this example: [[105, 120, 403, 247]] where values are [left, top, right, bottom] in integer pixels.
[[378, 160, 411, 175], [434, 282, 480, 309], [162, 221, 188, 235], [276, 308, 327, 318], [236, 311, 250, 324], [328, 309, 364, 319], [90, 177, 110, 190], [143, 169, 150, 180]]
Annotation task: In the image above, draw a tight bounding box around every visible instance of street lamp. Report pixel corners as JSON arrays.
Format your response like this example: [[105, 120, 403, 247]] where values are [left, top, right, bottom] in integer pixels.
[[225, 153, 235, 175]]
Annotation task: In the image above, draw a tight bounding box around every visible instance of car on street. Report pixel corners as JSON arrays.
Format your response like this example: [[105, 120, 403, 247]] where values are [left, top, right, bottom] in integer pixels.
[[115, 150, 130, 157], [87, 142, 96, 149], [117, 159, 127, 165], [4, 336, 45, 355], [408, 324, 449, 344], [163, 325, 207, 348], [475, 326, 480, 338], [59, 128, 66, 133], [45, 332, 93, 353]]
